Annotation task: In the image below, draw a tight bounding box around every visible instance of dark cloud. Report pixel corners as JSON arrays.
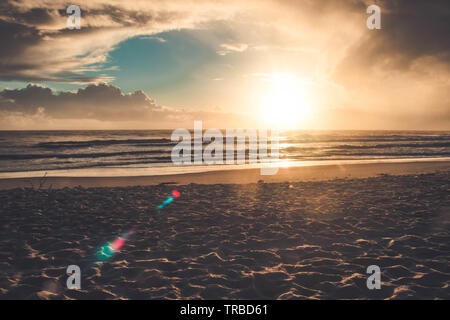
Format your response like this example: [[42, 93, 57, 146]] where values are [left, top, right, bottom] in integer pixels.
[[0, 0, 449, 91], [0, 17, 115, 83], [381, 0, 450, 62], [307, 0, 450, 66], [337, 0, 450, 76], [9, 8, 56, 26], [0, 19, 41, 64], [0, 1, 185, 83], [0, 83, 251, 129], [0, 83, 162, 121], [83, 5, 155, 26], [0, 1, 57, 25]]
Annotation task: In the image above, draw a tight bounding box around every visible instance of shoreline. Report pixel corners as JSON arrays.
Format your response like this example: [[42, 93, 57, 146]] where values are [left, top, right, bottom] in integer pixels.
[[0, 160, 448, 190]]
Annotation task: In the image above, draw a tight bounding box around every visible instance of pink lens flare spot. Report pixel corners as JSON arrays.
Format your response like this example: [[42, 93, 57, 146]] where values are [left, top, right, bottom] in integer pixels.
[[111, 237, 126, 251], [172, 190, 180, 198]]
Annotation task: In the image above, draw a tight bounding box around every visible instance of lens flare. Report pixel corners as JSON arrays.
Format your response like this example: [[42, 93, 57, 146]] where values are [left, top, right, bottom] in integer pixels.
[[94, 190, 180, 263], [96, 229, 134, 262], [157, 197, 173, 209], [172, 190, 180, 198], [157, 190, 180, 209], [111, 237, 125, 251]]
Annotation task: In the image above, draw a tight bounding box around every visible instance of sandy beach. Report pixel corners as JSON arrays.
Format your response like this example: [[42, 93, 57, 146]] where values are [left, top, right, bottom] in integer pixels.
[[1, 160, 449, 190], [0, 161, 449, 299]]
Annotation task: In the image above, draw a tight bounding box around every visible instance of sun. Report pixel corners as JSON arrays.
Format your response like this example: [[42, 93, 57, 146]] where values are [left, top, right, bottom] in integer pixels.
[[259, 73, 312, 129]]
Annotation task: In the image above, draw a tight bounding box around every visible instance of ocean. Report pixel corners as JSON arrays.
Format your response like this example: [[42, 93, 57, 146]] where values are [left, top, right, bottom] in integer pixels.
[[0, 130, 449, 178]]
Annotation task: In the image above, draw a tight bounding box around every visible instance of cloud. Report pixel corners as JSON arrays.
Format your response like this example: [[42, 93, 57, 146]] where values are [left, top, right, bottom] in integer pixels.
[[216, 50, 228, 56], [1, 0, 449, 84], [139, 36, 167, 42], [336, 0, 450, 74], [220, 43, 248, 52], [0, 0, 449, 130], [0, 0, 245, 83], [0, 83, 160, 121], [1, 80, 448, 130], [0, 83, 252, 129], [326, 0, 450, 127]]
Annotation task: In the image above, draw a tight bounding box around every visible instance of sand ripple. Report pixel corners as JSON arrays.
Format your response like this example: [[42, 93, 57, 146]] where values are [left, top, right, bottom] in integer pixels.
[[0, 172, 449, 299]]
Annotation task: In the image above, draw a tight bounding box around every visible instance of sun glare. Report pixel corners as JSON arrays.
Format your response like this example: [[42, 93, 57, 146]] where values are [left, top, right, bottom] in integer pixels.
[[260, 73, 312, 129]]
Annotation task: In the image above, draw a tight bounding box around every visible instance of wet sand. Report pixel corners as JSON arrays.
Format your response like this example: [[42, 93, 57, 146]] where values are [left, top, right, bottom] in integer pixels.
[[0, 160, 449, 190], [0, 163, 449, 299]]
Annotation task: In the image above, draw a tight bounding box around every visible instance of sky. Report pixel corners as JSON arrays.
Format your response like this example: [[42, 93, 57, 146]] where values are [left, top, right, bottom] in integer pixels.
[[0, 0, 449, 130]]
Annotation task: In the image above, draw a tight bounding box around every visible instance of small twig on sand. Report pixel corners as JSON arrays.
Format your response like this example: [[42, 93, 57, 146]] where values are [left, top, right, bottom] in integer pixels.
[[37, 172, 48, 191]]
